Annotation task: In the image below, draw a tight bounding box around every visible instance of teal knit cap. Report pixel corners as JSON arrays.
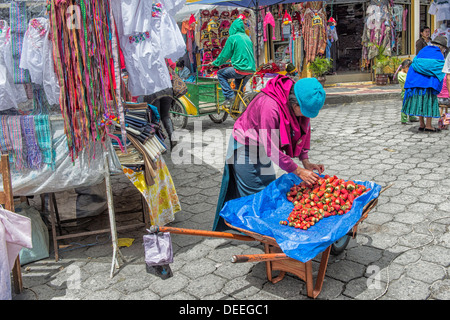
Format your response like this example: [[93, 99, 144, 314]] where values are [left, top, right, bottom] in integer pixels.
[[293, 78, 326, 118]]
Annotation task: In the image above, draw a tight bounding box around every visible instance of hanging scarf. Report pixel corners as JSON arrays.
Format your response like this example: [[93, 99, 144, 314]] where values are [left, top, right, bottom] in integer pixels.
[[20, 115, 42, 170], [34, 114, 54, 170], [0, 117, 13, 164], [9, 1, 30, 84], [7, 116, 25, 171], [48, 0, 120, 162]]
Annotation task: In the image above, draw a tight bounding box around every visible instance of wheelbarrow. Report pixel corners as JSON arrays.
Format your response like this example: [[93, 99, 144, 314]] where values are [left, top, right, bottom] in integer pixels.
[[148, 185, 391, 299]]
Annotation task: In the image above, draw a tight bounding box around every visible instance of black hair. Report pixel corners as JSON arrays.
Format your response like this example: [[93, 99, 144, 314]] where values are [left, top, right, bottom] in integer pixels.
[[401, 59, 412, 69], [289, 84, 299, 109], [420, 26, 430, 33], [176, 60, 185, 68]]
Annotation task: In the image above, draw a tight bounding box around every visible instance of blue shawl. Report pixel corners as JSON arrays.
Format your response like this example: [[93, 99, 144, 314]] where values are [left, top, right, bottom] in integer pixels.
[[404, 46, 445, 97]]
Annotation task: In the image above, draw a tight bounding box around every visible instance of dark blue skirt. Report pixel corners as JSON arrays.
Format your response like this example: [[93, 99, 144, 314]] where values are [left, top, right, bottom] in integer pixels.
[[213, 136, 276, 231]]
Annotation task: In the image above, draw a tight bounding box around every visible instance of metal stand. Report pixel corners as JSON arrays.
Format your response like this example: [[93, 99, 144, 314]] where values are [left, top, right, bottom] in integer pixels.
[[103, 152, 126, 278], [47, 150, 150, 278]]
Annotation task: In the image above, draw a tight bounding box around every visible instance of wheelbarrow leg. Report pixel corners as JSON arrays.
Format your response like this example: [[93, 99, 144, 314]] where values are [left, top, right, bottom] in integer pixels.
[[264, 243, 286, 284], [312, 245, 331, 299], [262, 243, 331, 299]]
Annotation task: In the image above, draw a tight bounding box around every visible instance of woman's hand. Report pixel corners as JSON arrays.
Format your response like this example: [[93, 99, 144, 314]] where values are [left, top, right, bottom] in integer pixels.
[[302, 159, 325, 175], [293, 166, 319, 186]]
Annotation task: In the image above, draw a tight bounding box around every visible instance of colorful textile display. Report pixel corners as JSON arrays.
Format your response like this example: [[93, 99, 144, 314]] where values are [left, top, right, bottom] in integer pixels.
[[49, 0, 121, 161], [361, 0, 393, 66], [9, 1, 30, 84], [0, 114, 54, 172]]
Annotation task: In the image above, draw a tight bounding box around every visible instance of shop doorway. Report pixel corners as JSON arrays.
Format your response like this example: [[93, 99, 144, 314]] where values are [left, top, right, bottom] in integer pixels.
[[326, 2, 372, 83]]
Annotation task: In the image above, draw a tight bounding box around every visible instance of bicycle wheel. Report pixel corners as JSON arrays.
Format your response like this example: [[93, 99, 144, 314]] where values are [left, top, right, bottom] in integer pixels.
[[170, 98, 188, 130], [232, 92, 258, 120], [208, 107, 228, 123]]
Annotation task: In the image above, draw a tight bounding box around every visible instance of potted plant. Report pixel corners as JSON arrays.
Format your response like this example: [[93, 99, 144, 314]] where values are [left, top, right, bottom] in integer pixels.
[[370, 43, 390, 85], [387, 56, 402, 84], [308, 56, 332, 86]]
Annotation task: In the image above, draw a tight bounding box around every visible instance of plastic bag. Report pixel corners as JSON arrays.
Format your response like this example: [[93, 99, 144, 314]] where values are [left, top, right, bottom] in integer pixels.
[[143, 231, 173, 266], [219, 173, 382, 263], [15, 202, 49, 265]]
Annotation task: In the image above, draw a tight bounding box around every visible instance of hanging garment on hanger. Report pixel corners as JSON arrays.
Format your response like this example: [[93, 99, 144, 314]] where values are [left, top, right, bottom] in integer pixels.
[[111, 0, 186, 96], [0, 20, 25, 111], [0, 207, 32, 300], [9, 1, 30, 84], [263, 12, 276, 41], [428, 0, 450, 22], [302, 8, 327, 64]]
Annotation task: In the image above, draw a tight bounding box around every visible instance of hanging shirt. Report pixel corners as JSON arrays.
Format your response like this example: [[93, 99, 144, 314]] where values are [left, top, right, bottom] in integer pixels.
[[18, 18, 60, 105], [428, 0, 450, 22], [112, 0, 186, 96], [0, 20, 27, 110]]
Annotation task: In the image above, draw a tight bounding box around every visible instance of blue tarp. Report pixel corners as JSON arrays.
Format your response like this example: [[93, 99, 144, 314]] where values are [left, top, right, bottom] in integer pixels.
[[219, 173, 382, 262]]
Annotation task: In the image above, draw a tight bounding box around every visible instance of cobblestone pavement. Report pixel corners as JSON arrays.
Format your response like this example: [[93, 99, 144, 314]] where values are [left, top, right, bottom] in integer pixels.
[[11, 98, 450, 301]]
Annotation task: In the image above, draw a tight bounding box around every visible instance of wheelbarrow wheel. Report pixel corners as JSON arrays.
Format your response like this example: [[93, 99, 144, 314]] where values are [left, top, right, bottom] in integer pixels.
[[331, 234, 351, 255], [170, 98, 188, 130], [209, 109, 228, 123]]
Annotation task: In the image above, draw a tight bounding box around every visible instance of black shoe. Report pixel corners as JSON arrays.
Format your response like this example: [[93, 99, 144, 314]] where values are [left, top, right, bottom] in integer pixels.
[[424, 127, 441, 133]]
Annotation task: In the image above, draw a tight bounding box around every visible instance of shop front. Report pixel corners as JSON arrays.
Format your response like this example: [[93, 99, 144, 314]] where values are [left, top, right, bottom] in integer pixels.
[[182, 0, 439, 86]]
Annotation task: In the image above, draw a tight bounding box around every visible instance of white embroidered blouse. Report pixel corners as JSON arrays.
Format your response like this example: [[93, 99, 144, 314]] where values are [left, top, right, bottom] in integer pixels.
[[112, 0, 186, 96]]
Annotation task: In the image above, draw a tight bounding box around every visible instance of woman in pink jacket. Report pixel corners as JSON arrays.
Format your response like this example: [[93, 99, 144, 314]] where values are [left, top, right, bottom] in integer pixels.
[[213, 75, 326, 231]]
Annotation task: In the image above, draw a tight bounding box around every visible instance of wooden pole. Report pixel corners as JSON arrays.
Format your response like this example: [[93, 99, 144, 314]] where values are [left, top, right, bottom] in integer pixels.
[[153, 225, 256, 242], [231, 253, 289, 263], [104, 152, 126, 278]]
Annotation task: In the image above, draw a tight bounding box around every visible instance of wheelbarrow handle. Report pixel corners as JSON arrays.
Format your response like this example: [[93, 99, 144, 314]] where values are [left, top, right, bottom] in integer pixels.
[[231, 253, 289, 263], [149, 225, 255, 242]]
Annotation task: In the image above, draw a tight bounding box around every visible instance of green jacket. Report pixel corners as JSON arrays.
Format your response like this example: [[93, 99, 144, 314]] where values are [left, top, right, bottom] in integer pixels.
[[212, 19, 256, 73]]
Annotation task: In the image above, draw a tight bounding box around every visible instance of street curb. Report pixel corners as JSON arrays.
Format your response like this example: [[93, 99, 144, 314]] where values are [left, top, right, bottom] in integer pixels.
[[324, 92, 401, 106]]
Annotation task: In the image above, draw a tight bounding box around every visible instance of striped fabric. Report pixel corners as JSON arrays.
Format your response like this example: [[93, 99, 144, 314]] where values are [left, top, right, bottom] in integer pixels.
[[0, 117, 13, 164], [7, 116, 25, 171], [34, 114, 54, 169], [402, 88, 441, 118], [21, 115, 42, 170], [9, 1, 30, 84]]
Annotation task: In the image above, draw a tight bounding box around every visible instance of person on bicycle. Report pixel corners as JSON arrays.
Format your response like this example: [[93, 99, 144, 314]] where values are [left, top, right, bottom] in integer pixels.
[[213, 75, 326, 231], [209, 14, 256, 105]]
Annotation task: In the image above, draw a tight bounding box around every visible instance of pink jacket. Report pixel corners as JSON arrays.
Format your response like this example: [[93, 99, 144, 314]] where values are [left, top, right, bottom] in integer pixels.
[[233, 75, 310, 173], [438, 74, 449, 98]]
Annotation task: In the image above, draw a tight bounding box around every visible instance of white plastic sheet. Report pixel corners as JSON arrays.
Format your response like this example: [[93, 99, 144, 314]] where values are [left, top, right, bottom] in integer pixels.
[[0, 119, 122, 196]]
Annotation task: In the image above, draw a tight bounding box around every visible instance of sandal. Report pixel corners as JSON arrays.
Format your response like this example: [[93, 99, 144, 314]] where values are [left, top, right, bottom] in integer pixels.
[[418, 127, 425, 131], [424, 127, 441, 132]]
